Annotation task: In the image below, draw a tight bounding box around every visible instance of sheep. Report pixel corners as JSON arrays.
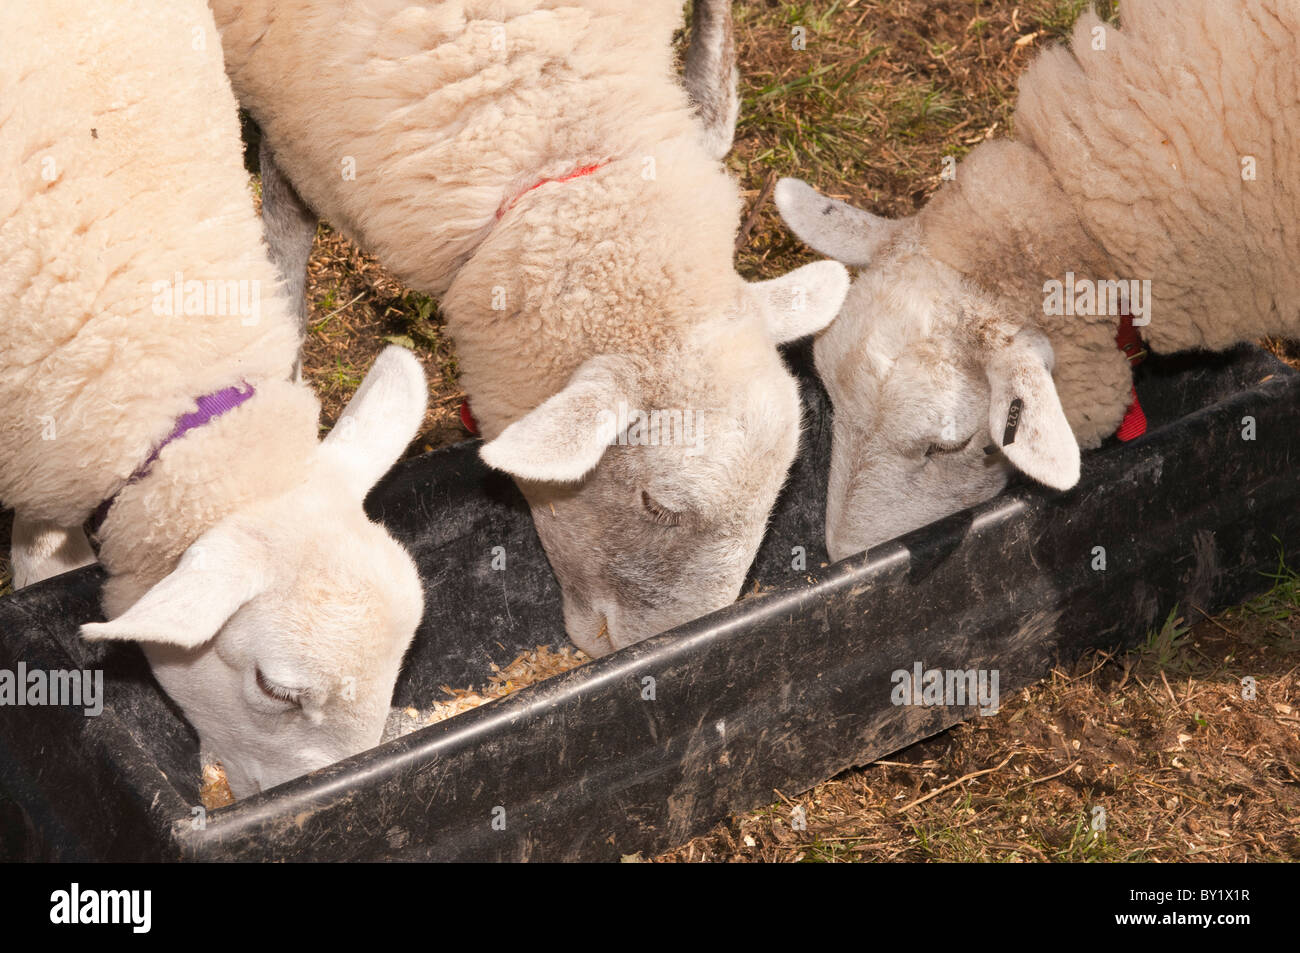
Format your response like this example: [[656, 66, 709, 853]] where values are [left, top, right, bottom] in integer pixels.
[[775, 0, 1300, 560], [209, 0, 850, 656], [256, 0, 741, 344], [1, 0, 428, 798]]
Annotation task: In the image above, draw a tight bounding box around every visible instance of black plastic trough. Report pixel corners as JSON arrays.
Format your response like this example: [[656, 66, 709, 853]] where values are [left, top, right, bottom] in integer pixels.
[[1, 343, 1297, 861]]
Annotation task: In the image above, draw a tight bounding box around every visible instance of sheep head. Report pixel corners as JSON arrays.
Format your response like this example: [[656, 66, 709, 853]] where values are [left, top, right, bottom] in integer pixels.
[[775, 178, 1080, 561], [478, 261, 849, 656], [81, 347, 427, 799]]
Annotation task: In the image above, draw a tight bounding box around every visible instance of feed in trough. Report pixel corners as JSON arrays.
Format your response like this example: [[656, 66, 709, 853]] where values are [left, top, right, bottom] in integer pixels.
[[201, 645, 592, 806]]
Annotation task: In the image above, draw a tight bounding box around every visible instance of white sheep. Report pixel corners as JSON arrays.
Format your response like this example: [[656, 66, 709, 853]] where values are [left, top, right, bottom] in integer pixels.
[[257, 0, 741, 343], [209, 0, 850, 655], [1, 0, 428, 798], [776, 0, 1300, 560]]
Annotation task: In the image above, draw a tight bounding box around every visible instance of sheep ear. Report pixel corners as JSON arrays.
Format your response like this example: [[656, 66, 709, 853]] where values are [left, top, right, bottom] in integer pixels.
[[773, 177, 898, 267], [984, 329, 1081, 491], [80, 525, 269, 649], [748, 260, 849, 343], [321, 346, 428, 497], [479, 356, 632, 483]]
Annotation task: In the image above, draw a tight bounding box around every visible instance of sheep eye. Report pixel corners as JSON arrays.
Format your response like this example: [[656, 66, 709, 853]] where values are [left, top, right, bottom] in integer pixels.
[[925, 434, 974, 457], [255, 667, 303, 706], [640, 490, 683, 527]]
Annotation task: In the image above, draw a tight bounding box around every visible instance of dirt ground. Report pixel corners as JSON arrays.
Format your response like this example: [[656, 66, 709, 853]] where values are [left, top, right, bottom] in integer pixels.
[[655, 585, 1300, 862], [649, 0, 1299, 863], [1, 1, 1297, 861]]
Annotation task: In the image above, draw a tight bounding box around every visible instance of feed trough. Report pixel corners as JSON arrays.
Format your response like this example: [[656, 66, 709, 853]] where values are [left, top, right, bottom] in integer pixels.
[[1, 343, 1297, 861]]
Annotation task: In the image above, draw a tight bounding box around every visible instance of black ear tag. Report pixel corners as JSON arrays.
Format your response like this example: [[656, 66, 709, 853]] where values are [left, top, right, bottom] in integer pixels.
[[1002, 397, 1024, 446]]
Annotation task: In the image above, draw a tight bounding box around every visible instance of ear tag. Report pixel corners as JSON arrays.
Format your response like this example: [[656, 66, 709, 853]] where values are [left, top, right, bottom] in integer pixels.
[[1002, 397, 1024, 446]]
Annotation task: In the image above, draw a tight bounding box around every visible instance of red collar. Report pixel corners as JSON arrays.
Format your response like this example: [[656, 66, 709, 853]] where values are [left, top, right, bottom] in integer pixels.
[[1115, 311, 1147, 441], [460, 160, 610, 433], [460, 397, 479, 435], [496, 161, 609, 220]]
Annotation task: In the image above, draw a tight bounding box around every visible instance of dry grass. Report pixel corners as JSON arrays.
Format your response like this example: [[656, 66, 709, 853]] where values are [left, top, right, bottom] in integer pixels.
[[655, 570, 1300, 861], [297, 228, 467, 453], [386, 644, 591, 734], [725, 0, 1118, 278]]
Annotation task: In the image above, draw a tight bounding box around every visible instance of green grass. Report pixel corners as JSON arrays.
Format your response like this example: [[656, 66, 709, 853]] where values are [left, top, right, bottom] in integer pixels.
[[740, 48, 888, 173], [1137, 607, 1194, 672], [880, 81, 960, 139], [909, 792, 994, 862], [309, 288, 344, 334], [1031, 0, 1119, 38], [1040, 812, 1148, 862], [906, 790, 1151, 862], [387, 291, 459, 389], [740, 62, 964, 179], [390, 292, 443, 348], [324, 357, 362, 391], [798, 836, 867, 862], [779, 0, 846, 34], [1242, 547, 1300, 625]]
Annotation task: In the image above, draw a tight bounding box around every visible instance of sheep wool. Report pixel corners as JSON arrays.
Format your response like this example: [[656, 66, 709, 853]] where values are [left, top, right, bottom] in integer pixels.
[[920, 0, 1300, 445], [209, 0, 747, 437], [0, 0, 314, 600]]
